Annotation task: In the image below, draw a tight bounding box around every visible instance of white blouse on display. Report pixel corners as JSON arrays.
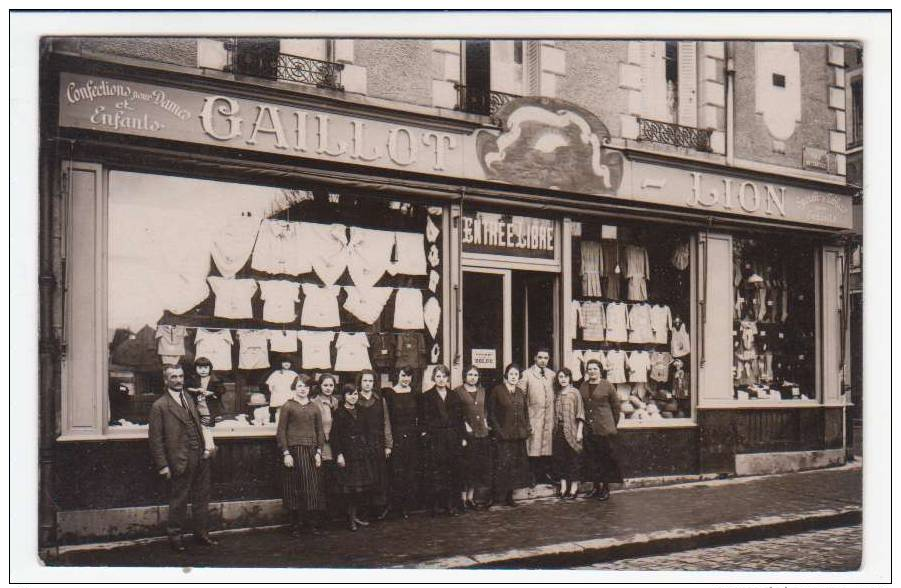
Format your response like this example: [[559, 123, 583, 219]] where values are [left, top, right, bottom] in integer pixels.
[[650, 304, 673, 344], [298, 330, 335, 369], [627, 350, 651, 383], [251, 219, 311, 276], [567, 350, 584, 382], [207, 277, 258, 319], [210, 216, 261, 279], [603, 349, 628, 384], [627, 303, 654, 344], [604, 302, 629, 343], [300, 222, 349, 286], [193, 328, 234, 371], [266, 369, 299, 408], [334, 332, 373, 372], [342, 286, 393, 325], [426, 216, 440, 243], [393, 288, 426, 330], [237, 329, 271, 370], [387, 232, 428, 276], [300, 284, 341, 328], [258, 280, 301, 323], [346, 227, 394, 288], [428, 270, 440, 293], [267, 329, 299, 353], [671, 323, 691, 358]]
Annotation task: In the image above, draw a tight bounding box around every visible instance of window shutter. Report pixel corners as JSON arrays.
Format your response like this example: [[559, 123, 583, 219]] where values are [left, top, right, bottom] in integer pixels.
[[677, 41, 698, 127], [642, 42, 669, 121]]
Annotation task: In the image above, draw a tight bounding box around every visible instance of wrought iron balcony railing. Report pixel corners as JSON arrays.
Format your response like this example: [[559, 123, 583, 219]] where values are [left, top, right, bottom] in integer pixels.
[[275, 54, 344, 91], [454, 84, 520, 118], [637, 117, 713, 152], [226, 48, 344, 91]]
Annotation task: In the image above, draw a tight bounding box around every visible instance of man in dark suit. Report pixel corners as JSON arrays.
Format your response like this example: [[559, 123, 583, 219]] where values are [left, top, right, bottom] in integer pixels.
[[149, 363, 218, 552]]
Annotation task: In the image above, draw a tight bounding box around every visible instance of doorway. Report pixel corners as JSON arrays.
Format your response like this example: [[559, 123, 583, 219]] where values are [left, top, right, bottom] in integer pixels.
[[462, 268, 557, 388]]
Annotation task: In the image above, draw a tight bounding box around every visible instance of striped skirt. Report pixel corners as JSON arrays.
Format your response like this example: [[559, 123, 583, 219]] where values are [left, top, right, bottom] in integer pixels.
[[282, 445, 326, 512]]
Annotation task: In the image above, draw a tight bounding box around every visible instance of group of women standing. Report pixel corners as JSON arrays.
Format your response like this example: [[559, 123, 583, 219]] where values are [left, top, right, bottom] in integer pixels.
[[274, 358, 623, 535]]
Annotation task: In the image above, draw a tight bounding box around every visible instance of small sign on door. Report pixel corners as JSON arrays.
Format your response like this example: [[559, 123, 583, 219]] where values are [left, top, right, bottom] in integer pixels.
[[471, 349, 497, 369]]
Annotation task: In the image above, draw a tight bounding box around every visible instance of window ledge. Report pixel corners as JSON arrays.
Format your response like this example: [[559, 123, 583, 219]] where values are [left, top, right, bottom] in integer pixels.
[[698, 401, 821, 410], [58, 426, 278, 442], [618, 419, 697, 429]]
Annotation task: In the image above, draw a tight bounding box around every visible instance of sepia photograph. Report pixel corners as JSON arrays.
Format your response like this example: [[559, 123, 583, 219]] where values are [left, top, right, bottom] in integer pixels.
[[9, 7, 891, 583]]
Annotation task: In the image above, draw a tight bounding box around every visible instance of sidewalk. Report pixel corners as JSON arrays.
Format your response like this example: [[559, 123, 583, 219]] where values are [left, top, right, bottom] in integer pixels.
[[49, 463, 862, 569]]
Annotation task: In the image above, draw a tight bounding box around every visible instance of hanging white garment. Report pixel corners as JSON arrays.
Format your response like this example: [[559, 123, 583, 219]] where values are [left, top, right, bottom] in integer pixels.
[[211, 216, 261, 278], [427, 244, 440, 268], [671, 323, 691, 358], [346, 227, 394, 288], [423, 296, 441, 338], [266, 329, 299, 353], [300, 222, 348, 285], [567, 350, 584, 382], [298, 330, 335, 369], [428, 270, 440, 293], [650, 304, 673, 344], [605, 302, 629, 342], [393, 288, 426, 329], [193, 328, 234, 371], [628, 303, 655, 344], [266, 369, 299, 409], [300, 284, 341, 328], [387, 232, 428, 276], [426, 216, 440, 243], [342, 286, 393, 325], [251, 219, 311, 276], [258, 280, 301, 323], [207, 277, 258, 319], [333, 332, 373, 372], [237, 329, 271, 370], [627, 350, 651, 383], [604, 350, 628, 384]]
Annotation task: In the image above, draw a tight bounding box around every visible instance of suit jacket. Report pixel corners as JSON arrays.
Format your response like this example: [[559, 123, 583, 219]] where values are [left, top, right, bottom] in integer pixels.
[[149, 390, 205, 475], [579, 379, 620, 437]]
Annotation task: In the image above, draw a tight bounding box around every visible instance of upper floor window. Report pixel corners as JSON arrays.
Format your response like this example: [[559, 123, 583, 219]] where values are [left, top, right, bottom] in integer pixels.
[[457, 40, 526, 117], [848, 77, 863, 148], [225, 38, 343, 91], [642, 41, 698, 128]]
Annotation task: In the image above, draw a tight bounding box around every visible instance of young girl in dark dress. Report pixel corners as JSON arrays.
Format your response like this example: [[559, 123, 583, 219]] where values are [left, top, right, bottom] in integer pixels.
[[331, 384, 377, 531], [277, 374, 326, 536], [454, 365, 492, 510], [381, 366, 421, 519], [421, 365, 465, 516], [487, 363, 532, 508]]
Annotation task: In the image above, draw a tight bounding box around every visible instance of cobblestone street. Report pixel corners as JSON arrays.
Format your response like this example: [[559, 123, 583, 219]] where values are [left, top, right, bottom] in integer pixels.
[[580, 525, 862, 571]]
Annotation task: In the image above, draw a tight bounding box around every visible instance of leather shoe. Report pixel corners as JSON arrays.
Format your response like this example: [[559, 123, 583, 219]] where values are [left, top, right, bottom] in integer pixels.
[[169, 535, 186, 552], [194, 533, 219, 546], [596, 486, 610, 501], [374, 507, 390, 521]]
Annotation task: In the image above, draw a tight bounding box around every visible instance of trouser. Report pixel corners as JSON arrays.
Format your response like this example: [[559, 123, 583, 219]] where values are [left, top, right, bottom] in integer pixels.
[[167, 449, 211, 537]]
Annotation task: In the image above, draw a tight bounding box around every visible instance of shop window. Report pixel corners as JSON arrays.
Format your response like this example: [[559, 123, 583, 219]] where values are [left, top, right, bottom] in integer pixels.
[[569, 222, 693, 424], [100, 171, 442, 434], [731, 238, 815, 401]]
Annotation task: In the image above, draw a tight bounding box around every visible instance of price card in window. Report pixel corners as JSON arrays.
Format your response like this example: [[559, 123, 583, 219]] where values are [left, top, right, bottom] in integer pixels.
[[778, 333, 785, 339], [471, 349, 497, 370], [760, 331, 766, 336]]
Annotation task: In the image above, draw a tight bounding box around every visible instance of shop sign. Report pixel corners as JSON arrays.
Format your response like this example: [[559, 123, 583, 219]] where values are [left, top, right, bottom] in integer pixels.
[[471, 349, 497, 370], [461, 211, 556, 259], [58, 73, 467, 177], [629, 160, 853, 229]]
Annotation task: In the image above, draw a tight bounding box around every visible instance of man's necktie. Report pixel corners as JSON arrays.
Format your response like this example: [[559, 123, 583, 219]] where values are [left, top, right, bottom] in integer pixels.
[[179, 392, 189, 412]]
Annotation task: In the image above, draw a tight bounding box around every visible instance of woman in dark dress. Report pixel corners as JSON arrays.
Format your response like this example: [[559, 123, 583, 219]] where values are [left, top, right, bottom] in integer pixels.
[[578, 358, 623, 501], [487, 363, 532, 508], [453, 365, 492, 510], [277, 374, 326, 536], [420, 365, 465, 516], [553, 367, 585, 500], [357, 369, 392, 521], [382, 366, 421, 519], [312, 373, 340, 511], [331, 384, 377, 531]]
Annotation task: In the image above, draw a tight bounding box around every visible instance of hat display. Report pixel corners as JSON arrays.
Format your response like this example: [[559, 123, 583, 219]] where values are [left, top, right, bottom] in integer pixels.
[[247, 392, 269, 406]]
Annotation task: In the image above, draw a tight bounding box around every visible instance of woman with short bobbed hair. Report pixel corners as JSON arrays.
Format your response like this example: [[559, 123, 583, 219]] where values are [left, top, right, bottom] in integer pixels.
[[420, 364, 465, 516], [453, 365, 492, 510], [579, 358, 623, 501], [381, 366, 421, 519], [331, 384, 377, 531], [487, 363, 532, 508]]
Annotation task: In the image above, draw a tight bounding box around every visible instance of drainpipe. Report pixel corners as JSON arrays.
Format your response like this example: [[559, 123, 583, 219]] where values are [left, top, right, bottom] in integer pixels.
[[725, 41, 736, 167], [453, 187, 466, 378]]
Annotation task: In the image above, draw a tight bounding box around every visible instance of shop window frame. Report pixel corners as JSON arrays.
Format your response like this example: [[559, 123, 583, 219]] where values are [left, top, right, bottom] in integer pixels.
[[56, 161, 451, 441]]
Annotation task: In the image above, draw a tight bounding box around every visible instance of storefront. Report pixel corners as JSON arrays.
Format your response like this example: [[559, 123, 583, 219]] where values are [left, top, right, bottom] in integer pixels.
[[40, 53, 854, 545]]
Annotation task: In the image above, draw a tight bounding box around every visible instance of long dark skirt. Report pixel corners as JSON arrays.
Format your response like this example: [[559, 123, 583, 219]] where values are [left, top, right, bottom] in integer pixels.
[[460, 436, 493, 488], [336, 440, 377, 494], [389, 429, 421, 506], [282, 445, 326, 512], [582, 434, 623, 484], [553, 429, 584, 481], [369, 442, 389, 507], [493, 438, 532, 497], [423, 428, 461, 500]]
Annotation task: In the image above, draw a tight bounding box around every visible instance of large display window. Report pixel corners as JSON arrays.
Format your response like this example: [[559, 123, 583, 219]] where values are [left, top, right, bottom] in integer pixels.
[[568, 221, 694, 424], [103, 171, 444, 434], [731, 237, 815, 401]]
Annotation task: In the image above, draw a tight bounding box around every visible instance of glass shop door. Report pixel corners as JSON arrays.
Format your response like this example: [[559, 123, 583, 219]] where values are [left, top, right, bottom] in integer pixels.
[[462, 268, 511, 389]]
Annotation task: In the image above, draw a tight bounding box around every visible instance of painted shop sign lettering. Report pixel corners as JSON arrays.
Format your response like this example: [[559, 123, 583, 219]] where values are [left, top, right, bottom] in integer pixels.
[[461, 211, 556, 259], [59, 73, 466, 177], [629, 160, 852, 230]]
